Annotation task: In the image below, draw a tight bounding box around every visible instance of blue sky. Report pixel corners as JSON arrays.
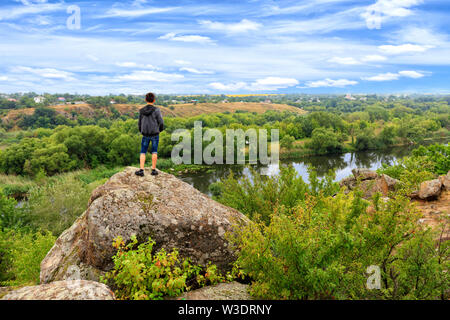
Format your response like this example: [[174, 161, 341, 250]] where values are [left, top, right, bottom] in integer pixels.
[[0, 0, 449, 95]]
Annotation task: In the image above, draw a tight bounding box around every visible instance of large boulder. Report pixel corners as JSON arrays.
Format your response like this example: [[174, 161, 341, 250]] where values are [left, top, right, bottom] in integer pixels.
[[418, 179, 442, 200], [1, 280, 114, 300], [40, 167, 249, 284]]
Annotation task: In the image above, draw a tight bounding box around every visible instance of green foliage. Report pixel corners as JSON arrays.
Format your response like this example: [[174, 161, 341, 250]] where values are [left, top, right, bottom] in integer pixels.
[[76, 166, 122, 184], [0, 189, 29, 231], [216, 165, 339, 224], [280, 134, 295, 150], [229, 190, 449, 300], [0, 229, 55, 286], [412, 144, 450, 175], [378, 144, 449, 191], [26, 174, 93, 236], [308, 128, 343, 154], [18, 107, 74, 129], [355, 127, 380, 151], [108, 134, 139, 165], [101, 236, 226, 300]]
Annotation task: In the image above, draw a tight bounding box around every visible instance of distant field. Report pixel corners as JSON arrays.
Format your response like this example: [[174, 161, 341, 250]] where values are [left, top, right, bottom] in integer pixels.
[[159, 102, 306, 117], [3, 102, 306, 124]]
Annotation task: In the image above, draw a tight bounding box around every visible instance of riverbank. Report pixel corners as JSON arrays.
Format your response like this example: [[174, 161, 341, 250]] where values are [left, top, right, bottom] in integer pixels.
[[278, 133, 449, 160]]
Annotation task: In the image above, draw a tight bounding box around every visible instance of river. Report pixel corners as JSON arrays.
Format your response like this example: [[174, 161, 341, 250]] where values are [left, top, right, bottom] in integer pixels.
[[178, 144, 429, 196]]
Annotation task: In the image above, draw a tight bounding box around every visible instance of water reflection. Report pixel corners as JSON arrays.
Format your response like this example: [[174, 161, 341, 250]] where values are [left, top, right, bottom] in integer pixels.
[[179, 145, 433, 196]]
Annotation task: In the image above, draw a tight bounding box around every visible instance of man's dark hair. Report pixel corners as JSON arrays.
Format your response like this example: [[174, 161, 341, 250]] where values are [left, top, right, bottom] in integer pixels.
[[146, 92, 155, 103]]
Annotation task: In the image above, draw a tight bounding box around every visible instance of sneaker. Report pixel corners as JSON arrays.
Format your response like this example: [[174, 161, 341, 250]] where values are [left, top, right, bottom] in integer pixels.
[[151, 169, 158, 176], [135, 169, 144, 177]]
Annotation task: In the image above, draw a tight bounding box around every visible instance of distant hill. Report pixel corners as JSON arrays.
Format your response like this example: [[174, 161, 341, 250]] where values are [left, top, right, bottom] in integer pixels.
[[3, 102, 306, 126]]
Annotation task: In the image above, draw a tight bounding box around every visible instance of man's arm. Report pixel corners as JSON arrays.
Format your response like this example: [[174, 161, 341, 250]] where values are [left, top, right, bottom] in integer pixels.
[[138, 113, 142, 133], [156, 109, 164, 132]]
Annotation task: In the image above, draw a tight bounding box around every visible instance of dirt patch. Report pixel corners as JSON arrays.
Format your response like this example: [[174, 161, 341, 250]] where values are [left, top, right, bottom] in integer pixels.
[[414, 190, 450, 240]]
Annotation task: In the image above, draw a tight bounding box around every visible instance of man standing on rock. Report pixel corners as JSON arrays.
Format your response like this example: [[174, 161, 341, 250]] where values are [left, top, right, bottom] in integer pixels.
[[135, 92, 164, 177]]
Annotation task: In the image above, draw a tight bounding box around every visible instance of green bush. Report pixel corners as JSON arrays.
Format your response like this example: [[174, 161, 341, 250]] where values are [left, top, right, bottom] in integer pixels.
[[26, 174, 93, 236], [0, 229, 55, 286], [307, 128, 343, 154], [101, 236, 226, 300], [412, 144, 449, 175], [229, 191, 449, 300], [377, 144, 449, 191], [0, 189, 29, 231]]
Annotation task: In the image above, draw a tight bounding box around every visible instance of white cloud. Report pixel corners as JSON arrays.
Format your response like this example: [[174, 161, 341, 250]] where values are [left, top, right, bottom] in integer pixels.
[[391, 27, 449, 46], [268, 7, 365, 35], [363, 72, 400, 81], [115, 62, 138, 68], [0, 76, 8, 81], [363, 70, 426, 81], [361, 0, 423, 29], [361, 55, 387, 62], [328, 57, 361, 65], [116, 70, 184, 82], [174, 60, 191, 65], [398, 70, 425, 78], [379, 43, 432, 54], [11, 66, 75, 81], [250, 77, 299, 89], [0, 2, 63, 21], [302, 78, 358, 88], [86, 54, 100, 62], [100, 7, 178, 18], [159, 33, 214, 44], [14, 0, 48, 5], [199, 19, 262, 33], [258, 1, 348, 17], [209, 77, 299, 91], [209, 82, 247, 91], [180, 67, 214, 75]]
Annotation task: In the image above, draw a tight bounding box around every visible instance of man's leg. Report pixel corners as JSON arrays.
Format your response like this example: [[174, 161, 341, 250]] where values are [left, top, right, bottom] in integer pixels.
[[140, 153, 146, 170], [152, 153, 157, 170], [150, 136, 159, 175], [136, 137, 150, 176]]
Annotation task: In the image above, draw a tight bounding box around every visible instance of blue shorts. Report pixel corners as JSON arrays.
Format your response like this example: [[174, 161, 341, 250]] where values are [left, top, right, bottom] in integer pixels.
[[141, 135, 159, 154]]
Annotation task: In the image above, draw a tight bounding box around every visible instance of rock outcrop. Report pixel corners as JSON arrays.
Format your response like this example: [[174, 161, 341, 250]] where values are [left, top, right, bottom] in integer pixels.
[[40, 167, 249, 284], [174, 282, 252, 300], [1, 280, 115, 300], [339, 168, 400, 199]]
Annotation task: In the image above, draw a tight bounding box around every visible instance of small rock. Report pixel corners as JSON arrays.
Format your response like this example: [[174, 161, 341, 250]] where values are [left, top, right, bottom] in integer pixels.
[[352, 168, 378, 181], [174, 282, 252, 300], [382, 174, 401, 191], [418, 179, 442, 200]]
